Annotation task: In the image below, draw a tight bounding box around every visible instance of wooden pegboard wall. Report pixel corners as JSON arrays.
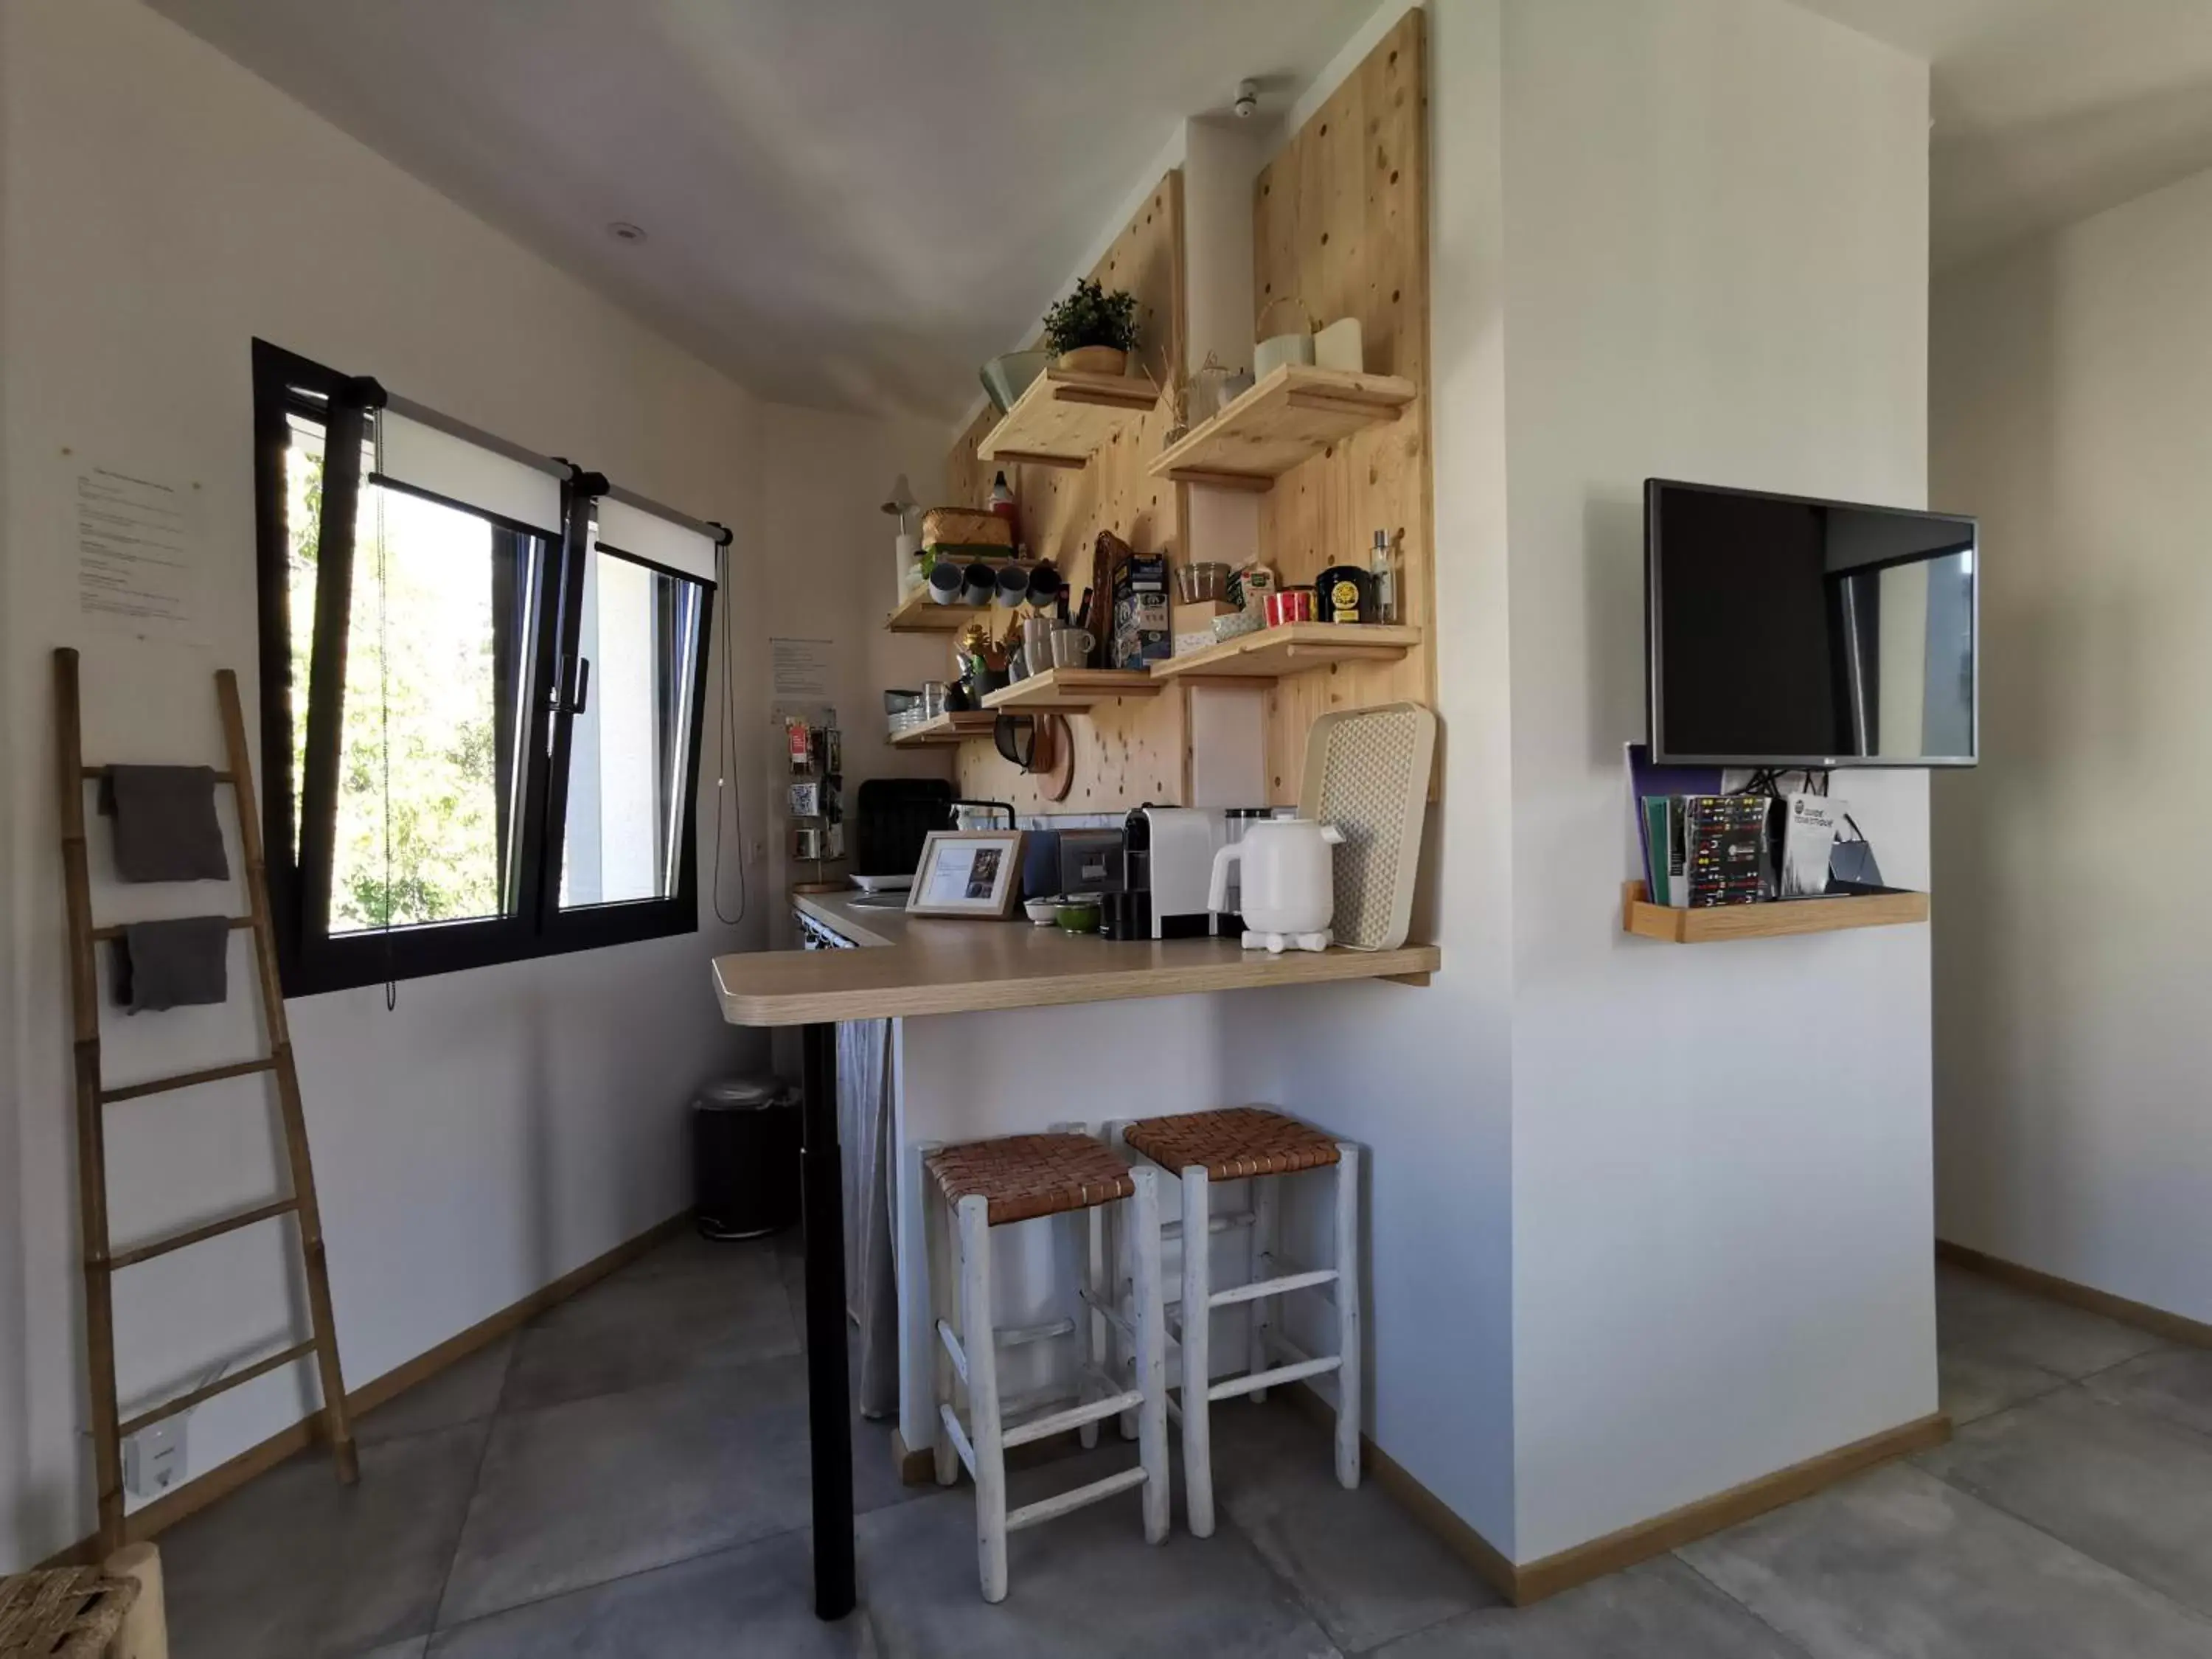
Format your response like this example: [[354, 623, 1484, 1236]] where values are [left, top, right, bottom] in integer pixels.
[[946, 170, 1191, 814], [1253, 9, 1434, 801]]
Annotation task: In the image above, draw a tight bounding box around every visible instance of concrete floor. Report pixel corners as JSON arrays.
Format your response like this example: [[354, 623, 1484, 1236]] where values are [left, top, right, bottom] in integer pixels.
[[153, 1231, 2212, 1656]]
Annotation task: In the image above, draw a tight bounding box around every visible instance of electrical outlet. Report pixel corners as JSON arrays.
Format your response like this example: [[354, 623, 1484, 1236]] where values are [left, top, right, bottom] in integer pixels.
[[123, 1417, 186, 1499]]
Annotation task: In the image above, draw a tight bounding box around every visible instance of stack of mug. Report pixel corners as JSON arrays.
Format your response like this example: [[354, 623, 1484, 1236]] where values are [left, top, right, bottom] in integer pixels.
[[1012, 611, 1095, 681], [927, 557, 1062, 612]]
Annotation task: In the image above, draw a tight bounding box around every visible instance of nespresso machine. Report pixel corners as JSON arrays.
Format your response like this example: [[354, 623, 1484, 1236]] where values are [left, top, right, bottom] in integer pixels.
[[1122, 806, 1228, 939]]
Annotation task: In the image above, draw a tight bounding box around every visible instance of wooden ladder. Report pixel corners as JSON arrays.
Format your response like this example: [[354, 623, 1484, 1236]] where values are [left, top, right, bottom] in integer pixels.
[[54, 647, 356, 1554]]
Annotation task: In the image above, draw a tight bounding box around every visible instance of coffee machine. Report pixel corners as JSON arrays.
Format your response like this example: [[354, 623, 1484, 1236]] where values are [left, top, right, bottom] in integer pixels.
[[1122, 806, 1227, 939]]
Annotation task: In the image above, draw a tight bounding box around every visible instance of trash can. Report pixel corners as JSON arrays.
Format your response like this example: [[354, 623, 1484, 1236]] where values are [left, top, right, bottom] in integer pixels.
[[692, 1075, 801, 1239]]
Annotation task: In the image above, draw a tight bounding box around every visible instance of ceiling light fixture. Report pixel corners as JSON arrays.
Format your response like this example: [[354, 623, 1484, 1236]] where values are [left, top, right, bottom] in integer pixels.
[[608, 221, 647, 243]]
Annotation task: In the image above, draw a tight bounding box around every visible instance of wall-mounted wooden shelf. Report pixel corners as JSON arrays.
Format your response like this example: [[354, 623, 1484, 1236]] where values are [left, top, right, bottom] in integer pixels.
[[982, 669, 1164, 713], [889, 712, 996, 748], [1152, 622, 1421, 682], [886, 588, 991, 633], [975, 369, 1159, 468], [1149, 365, 1416, 490], [1621, 881, 1929, 944]]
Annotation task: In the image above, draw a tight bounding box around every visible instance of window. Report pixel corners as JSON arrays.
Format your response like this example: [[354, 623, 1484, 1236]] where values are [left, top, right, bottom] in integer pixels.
[[252, 341, 722, 994]]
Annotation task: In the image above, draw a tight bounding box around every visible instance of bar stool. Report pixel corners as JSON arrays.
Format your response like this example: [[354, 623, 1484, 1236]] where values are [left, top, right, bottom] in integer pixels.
[[921, 1131, 1169, 1603], [1110, 1107, 1360, 1539]]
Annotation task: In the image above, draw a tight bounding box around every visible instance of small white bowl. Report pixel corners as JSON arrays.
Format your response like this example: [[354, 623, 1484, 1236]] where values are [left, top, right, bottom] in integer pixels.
[[1023, 897, 1060, 927]]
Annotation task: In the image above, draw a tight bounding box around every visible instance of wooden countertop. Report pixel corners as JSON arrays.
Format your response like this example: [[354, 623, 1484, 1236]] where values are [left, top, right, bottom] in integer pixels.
[[712, 890, 1440, 1026]]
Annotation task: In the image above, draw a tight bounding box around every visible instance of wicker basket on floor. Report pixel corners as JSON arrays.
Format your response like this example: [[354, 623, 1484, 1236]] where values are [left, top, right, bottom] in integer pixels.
[[0, 1566, 139, 1658]]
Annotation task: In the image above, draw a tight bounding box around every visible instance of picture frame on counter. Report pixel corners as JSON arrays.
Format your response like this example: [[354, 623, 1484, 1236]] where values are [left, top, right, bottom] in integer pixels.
[[906, 830, 1027, 919]]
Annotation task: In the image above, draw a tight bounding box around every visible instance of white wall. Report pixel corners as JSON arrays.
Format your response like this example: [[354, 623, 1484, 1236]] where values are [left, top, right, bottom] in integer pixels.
[[1225, 0, 1934, 1565], [1930, 164, 2212, 1326], [0, 0, 911, 1568], [1495, 0, 1933, 1562]]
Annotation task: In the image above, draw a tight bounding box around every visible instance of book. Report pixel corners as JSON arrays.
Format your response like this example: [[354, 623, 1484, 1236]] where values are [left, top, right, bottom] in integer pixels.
[[1624, 743, 1722, 898], [1681, 794, 1770, 907], [1778, 793, 1846, 899], [1642, 797, 1674, 905]]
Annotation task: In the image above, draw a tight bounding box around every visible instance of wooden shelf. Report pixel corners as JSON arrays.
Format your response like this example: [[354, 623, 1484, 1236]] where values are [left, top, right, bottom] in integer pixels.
[[1149, 365, 1416, 490], [886, 587, 992, 633], [981, 669, 1164, 712], [889, 712, 996, 748], [1620, 881, 1929, 944], [975, 369, 1159, 468], [1152, 622, 1421, 682]]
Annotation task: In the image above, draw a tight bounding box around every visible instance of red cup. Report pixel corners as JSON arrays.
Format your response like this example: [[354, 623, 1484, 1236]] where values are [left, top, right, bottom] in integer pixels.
[[1264, 588, 1314, 627]]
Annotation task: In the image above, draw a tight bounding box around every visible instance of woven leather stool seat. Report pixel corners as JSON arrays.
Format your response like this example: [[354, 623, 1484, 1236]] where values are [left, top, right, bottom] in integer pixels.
[[927, 1133, 1135, 1226], [1124, 1107, 1341, 1181], [0, 1566, 137, 1659]]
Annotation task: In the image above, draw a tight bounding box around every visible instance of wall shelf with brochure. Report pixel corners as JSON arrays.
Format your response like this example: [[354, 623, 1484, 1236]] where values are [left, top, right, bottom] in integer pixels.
[[1620, 881, 1928, 944]]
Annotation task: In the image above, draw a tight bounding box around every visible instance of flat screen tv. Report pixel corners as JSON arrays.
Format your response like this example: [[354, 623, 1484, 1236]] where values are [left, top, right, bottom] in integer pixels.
[[1646, 479, 1978, 768]]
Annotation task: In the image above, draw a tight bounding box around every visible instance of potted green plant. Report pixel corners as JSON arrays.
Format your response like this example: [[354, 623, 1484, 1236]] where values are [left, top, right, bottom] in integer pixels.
[[1042, 278, 1139, 375]]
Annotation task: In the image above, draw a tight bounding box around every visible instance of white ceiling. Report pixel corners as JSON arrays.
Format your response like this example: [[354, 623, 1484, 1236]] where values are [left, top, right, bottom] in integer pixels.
[[148, 0, 1369, 420], [1795, 0, 2212, 268]]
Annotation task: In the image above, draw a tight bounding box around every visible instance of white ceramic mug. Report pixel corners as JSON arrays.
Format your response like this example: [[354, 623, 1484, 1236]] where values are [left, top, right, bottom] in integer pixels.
[[1049, 628, 1094, 671]]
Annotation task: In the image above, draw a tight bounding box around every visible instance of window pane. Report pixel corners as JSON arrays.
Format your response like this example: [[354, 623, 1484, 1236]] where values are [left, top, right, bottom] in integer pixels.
[[560, 546, 705, 908], [282, 413, 325, 864], [330, 482, 519, 933]]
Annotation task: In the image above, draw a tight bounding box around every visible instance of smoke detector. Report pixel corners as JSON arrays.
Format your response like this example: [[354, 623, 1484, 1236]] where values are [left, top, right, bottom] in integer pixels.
[[1234, 79, 1259, 119]]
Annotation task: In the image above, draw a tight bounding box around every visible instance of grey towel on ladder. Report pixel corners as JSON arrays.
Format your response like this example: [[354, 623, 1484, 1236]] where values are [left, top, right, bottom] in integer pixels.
[[114, 917, 232, 1013], [98, 765, 229, 882]]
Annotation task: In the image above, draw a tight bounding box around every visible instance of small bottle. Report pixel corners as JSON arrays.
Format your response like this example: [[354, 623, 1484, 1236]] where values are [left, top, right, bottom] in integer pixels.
[[990, 470, 1019, 543], [1368, 529, 1399, 626]]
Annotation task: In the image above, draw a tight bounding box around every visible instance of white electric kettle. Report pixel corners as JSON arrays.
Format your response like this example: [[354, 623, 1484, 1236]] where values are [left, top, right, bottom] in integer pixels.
[[1208, 817, 1343, 953]]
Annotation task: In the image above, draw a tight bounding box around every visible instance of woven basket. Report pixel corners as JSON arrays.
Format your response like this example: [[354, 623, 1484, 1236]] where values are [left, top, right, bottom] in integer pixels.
[[921, 507, 1012, 554]]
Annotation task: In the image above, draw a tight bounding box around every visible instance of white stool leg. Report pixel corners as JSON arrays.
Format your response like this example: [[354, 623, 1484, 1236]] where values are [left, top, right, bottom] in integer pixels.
[[1102, 1121, 1138, 1441], [1130, 1168, 1170, 1544], [1051, 1119, 1105, 1452], [1082, 1200, 1107, 1449], [1179, 1164, 1215, 1538], [958, 1194, 1009, 1601], [920, 1151, 959, 1487], [1249, 1171, 1279, 1400], [1333, 1143, 1362, 1490]]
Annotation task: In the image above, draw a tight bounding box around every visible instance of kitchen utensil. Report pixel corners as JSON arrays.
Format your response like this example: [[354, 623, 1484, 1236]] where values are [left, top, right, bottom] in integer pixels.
[[1263, 588, 1314, 628], [960, 563, 998, 607], [996, 561, 1033, 607], [1021, 614, 1057, 674], [1054, 894, 1102, 934], [1050, 627, 1095, 670], [993, 713, 1038, 771], [1041, 714, 1075, 802], [1175, 562, 1231, 604], [1208, 817, 1344, 953], [928, 560, 964, 605], [1023, 897, 1060, 927], [980, 349, 1052, 416], [1298, 702, 1438, 951]]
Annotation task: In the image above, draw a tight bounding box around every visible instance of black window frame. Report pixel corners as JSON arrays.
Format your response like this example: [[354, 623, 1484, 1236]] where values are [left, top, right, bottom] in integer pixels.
[[251, 339, 720, 996]]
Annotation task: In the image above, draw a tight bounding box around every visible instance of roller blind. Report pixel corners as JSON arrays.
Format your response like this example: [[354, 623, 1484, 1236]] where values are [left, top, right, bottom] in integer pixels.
[[595, 493, 720, 584], [375, 402, 565, 538]]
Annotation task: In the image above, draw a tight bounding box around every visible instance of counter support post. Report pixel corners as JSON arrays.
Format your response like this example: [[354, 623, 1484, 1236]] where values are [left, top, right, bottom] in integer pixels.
[[800, 1020, 856, 1621]]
